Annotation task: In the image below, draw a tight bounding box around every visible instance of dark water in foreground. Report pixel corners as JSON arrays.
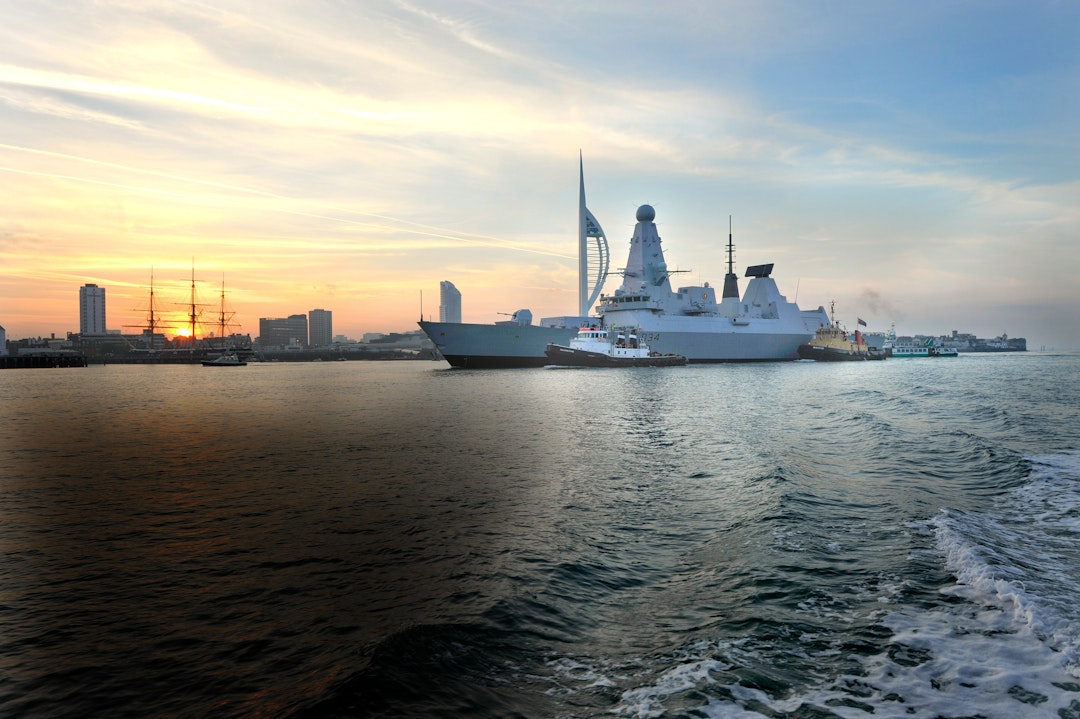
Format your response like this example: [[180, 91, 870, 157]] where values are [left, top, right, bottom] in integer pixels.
[[2, 353, 1080, 718]]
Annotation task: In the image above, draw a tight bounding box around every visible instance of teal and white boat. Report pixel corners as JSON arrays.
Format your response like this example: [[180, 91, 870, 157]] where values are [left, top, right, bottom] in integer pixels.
[[891, 338, 958, 358]]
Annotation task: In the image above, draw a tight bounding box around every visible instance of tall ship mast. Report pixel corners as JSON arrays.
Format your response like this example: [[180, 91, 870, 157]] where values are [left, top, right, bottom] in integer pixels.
[[124, 268, 172, 350], [212, 275, 241, 347], [182, 263, 204, 351]]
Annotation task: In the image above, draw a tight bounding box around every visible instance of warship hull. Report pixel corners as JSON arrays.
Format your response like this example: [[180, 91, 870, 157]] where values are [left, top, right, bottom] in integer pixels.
[[419, 321, 577, 368], [420, 318, 824, 368], [597, 313, 825, 362]]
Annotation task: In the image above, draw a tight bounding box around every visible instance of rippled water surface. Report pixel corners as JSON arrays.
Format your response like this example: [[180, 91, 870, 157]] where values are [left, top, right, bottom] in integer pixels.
[[2, 353, 1080, 718]]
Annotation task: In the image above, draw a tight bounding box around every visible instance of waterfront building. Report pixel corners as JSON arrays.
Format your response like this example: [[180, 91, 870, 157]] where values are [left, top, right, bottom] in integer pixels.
[[895, 331, 1027, 353], [287, 314, 308, 348], [258, 318, 285, 348], [258, 314, 309, 348], [309, 309, 333, 348], [79, 284, 106, 335], [361, 330, 432, 351], [0, 324, 6, 356], [440, 281, 462, 323]]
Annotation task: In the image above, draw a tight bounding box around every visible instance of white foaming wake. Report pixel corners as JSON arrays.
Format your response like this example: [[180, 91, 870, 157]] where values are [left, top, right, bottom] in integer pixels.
[[934, 451, 1080, 662], [562, 453, 1080, 718]]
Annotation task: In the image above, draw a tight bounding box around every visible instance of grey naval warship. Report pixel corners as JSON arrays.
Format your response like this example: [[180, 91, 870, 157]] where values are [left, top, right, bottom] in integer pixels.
[[419, 164, 829, 368]]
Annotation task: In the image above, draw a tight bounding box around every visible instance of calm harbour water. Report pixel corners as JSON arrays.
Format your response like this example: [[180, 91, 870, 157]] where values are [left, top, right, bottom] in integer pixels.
[[2, 353, 1080, 718]]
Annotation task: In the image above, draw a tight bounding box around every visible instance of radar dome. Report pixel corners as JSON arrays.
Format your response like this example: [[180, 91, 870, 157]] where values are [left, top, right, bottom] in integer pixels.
[[636, 205, 656, 222]]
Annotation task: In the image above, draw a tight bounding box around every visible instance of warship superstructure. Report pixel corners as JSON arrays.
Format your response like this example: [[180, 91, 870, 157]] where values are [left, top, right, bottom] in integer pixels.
[[418, 164, 828, 368], [592, 205, 828, 362]]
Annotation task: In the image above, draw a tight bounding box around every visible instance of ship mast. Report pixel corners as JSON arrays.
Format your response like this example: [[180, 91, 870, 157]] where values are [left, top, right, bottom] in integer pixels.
[[218, 277, 227, 340], [146, 268, 157, 336], [721, 215, 739, 299], [215, 274, 237, 346], [123, 268, 169, 349], [178, 261, 209, 354], [147, 268, 162, 349], [188, 262, 198, 348]]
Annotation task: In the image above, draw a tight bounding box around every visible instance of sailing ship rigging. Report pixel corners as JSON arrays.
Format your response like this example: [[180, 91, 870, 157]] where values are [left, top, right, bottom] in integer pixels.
[[125, 265, 246, 354]]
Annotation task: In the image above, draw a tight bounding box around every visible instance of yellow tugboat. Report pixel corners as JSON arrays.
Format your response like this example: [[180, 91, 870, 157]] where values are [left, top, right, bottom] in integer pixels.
[[797, 302, 886, 361]]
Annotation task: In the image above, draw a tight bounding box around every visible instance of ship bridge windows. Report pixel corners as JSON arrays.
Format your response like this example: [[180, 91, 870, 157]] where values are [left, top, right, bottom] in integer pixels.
[[606, 294, 650, 305]]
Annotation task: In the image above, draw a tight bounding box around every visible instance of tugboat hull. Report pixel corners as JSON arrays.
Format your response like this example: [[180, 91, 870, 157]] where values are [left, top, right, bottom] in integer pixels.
[[545, 343, 687, 368], [797, 345, 885, 362]]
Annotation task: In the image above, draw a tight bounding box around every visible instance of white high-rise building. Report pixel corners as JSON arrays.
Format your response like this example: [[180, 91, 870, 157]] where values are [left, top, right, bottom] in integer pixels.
[[439, 281, 462, 323], [79, 284, 106, 335], [308, 309, 333, 347]]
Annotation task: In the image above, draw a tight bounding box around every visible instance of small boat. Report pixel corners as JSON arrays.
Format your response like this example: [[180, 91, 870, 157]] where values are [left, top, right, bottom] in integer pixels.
[[797, 302, 886, 361], [201, 351, 247, 367], [545, 326, 688, 367]]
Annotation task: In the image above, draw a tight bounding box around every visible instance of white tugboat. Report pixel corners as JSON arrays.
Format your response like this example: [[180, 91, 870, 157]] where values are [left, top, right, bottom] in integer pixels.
[[545, 326, 687, 367]]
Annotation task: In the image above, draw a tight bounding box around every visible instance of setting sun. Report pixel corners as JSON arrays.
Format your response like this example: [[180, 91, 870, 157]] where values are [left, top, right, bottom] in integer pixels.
[[174, 327, 193, 339]]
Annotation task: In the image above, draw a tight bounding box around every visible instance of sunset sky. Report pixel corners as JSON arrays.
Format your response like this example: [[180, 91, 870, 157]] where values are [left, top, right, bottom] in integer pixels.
[[2, 1, 1078, 349]]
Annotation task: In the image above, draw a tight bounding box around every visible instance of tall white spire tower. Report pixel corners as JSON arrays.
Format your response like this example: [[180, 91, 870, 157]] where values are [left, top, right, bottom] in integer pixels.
[[578, 153, 610, 316]]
